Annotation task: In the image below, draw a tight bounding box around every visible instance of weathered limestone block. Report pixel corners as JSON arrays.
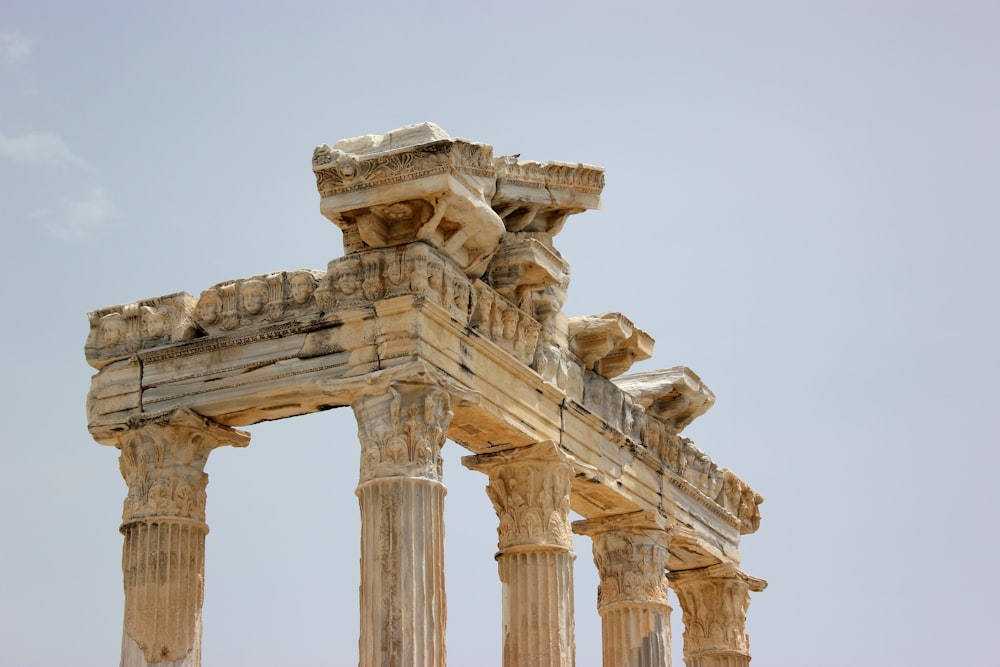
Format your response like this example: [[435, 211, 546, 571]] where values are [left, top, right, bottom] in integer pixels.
[[85, 293, 200, 370], [574, 511, 674, 667], [464, 441, 576, 667], [492, 156, 605, 236], [486, 233, 569, 313], [613, 367, 715, 435], [720, 470, 764, 535], [569, 312, 654, 379], [313, 122, 505, 278], [668, 564, 766, 667], [353, 383, 455, 667], [99, 407, 250, 667]]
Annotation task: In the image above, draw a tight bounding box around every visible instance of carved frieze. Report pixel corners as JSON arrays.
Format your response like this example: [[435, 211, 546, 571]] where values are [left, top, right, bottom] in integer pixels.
[[470, 280, 541, 365], [353, 384, 454, 483], [492, 156, 605, 236], [463, 441, 574, 552], [85, 293, 199, 369], [194, 269, 326, 335], [317, 243, 472, 323], [314, 122, 505, 278]]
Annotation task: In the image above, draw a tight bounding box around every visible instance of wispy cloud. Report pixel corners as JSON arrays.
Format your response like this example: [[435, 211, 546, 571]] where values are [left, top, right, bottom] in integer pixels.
[[34, 186, 121, 242], [1, 32, 33, 61], [0, 130, 89, 169]]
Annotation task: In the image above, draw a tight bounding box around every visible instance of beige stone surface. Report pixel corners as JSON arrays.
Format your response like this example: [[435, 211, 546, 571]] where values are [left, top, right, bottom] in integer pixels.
[[85, 123, 765, 667]]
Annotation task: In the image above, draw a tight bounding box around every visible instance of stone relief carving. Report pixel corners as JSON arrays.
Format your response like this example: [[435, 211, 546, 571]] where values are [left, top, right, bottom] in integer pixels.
[[492, 156, 605, 236], [194, 269, 326, 335], [470, 280, 541, 365], [464, 442, 574, 552], [85, 293, 199, 369], [353, 385, 454, 483], [574, 512, 673, 610], [316, 243, 472, 322]]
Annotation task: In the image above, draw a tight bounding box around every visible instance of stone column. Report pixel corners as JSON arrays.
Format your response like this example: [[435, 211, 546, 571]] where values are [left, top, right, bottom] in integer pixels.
[[667, 564, 766, 667], [107, 408, 250, 667], [573, 512, 673, 667], [463, 441, 576, 667], [352, 384, 454, 667]]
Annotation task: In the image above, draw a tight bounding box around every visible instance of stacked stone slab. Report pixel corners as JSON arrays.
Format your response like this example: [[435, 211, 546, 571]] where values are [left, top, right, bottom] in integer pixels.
[[85, 123, 765, 667]]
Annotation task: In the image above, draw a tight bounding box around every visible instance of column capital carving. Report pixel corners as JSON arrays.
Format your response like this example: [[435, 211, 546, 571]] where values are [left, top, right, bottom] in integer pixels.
[[353, 384, 455, 484], [574, 511, 672, 610], [463, 441, 574, 553], [108, 408, 250, 527], [668, 564, 767, 660]]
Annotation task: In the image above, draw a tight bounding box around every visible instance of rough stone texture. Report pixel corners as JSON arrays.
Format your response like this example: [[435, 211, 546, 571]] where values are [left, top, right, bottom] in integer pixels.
[[85, 123, 765, 667]]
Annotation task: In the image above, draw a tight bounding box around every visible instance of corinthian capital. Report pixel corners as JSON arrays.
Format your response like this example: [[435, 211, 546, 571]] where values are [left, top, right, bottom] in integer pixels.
[[668, 564, 767, 659], [353, 384, 454, 484], [574, 511, 672, 610], [110, 408, 250, 526], [463, 441, 574, 553]]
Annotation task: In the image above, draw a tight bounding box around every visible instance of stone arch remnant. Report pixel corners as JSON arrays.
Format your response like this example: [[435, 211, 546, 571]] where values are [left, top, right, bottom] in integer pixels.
[[85, 122, 765, 667]]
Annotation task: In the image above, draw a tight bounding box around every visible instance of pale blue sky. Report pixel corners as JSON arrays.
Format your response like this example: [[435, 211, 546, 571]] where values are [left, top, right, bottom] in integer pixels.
[[2, 2, 998, 666]]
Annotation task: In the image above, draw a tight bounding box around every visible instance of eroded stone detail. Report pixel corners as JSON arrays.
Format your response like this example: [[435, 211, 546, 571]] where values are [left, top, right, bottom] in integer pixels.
[[314, 122, 504, 277], [85, 293, 200, 369], [354, 384, 453, 483], [569, 312, 654, 379], [464, 441, 574, 552], [614, 367, 715, 434], [668, 564, 767, 666], [492, 156, 605, 236], [316, 243, 472, 322]]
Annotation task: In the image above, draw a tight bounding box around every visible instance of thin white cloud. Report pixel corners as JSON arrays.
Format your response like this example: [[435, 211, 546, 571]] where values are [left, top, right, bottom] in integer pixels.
[[0, 130, 89, 169], [34, 186, 121, 241], [1, 32, 33, 61]]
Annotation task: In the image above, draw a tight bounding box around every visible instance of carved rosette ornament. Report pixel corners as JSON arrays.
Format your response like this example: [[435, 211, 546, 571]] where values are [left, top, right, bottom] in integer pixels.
[[574, 512, 673, 667], [668, 564, 767, 667], [463, 442, 576, 667], [104, 408, 249, 666], [352, 384, 455, 667]]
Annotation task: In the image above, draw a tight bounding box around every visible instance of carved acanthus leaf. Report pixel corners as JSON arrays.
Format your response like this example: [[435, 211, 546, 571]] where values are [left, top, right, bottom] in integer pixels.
[[463, 441, 574, 552], [354, 385, 454, 483]]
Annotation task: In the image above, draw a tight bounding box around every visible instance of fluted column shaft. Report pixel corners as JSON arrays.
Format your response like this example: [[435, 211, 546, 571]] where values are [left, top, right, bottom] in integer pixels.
[[668, 565, 766, 667], [110, 408, 250, 667], [464, 441, 576, 667], [353, 385, 453, 667], [574, 512, 673, 667]]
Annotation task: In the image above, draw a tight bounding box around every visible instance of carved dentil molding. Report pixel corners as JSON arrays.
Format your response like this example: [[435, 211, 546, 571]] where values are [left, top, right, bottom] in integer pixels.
[[464, 441, 574, 552], [353, 384, 454, 484]]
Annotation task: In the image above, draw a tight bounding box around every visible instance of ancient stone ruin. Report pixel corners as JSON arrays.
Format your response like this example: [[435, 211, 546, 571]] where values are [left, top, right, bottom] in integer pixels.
[[85, 123, 765, 667]]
